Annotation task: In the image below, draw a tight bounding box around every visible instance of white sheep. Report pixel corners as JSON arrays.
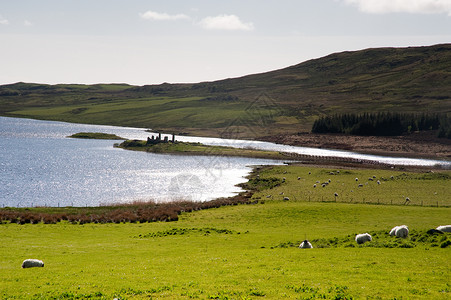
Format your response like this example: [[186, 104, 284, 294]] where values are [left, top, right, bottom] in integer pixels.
[[390, 225, 409, 238], [436, 225, 451, 232], [355, 233, 372, 244], [22, 259, 44, 268], [299, 240, 313, 249], [283, 197, 290, 201]]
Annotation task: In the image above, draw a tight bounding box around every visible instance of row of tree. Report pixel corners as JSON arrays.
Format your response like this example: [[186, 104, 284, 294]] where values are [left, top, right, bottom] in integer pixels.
[[311, 112, 451, 138]]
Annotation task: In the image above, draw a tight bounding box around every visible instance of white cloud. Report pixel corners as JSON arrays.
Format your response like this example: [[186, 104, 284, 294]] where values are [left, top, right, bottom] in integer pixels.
[[24, 20, 33, 26], [140, 10, 190, 21], [341, 0, 451, 16], [0, 16, 9, 25], [199, 14, 254, 31]]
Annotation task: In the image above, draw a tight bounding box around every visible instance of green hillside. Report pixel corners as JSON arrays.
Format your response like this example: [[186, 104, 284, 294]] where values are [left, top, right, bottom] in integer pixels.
[[1, 44, 450, 139]]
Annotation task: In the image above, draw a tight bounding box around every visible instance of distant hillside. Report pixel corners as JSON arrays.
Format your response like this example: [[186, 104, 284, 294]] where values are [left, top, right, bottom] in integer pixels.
[[1, 44, 450, 139]]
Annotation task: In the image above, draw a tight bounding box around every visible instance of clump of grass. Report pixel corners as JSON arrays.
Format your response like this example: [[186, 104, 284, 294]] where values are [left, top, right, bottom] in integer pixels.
[[287, 284, 354, 299], [67, 132, 125, 140], [137, 227, 238, 238], [240, 176, 283, 192], [274, 229, 451, 249]]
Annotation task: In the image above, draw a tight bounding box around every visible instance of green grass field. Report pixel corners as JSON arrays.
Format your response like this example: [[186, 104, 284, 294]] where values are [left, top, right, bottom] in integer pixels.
[[4, 95, 284, 137], [250, 165, 451, 207], [1, 165, 450, 299]]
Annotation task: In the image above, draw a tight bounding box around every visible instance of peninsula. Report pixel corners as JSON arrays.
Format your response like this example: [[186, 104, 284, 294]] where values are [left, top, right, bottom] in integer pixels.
[[117, 133, 291, 160]]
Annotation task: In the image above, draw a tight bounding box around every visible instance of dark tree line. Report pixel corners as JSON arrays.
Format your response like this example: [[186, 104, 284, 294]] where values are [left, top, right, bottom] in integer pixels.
[[312, 112, 451, 138]]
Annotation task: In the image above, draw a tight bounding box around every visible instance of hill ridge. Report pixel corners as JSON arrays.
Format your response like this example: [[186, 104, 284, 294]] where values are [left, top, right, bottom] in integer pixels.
[[1, 44, 450, 138]]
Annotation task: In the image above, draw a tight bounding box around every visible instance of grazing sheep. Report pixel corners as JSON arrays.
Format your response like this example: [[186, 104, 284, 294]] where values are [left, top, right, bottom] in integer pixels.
[[358, 184, 363, 188], [368, 178, 373, 181], [436, 225, 451, 232], [22, 259, 44, 268], [377, 180, 381, 185], [355, 233, 372, 244], [390, 225, 409, 238], [313, 184, 317, 188], [266, 195, 272, 198], [322, 184, 326, 188], [297, 177, 301, 180], [355, 178, 359, 181], [396, 226, 409, 238], [279, 192, 284, 195], [308, 172, 311, 175], [283, 197, 290, 201], [299, 240, 313, 249]]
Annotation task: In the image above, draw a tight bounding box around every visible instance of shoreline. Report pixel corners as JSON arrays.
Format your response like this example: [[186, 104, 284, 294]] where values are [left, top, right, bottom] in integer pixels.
[[5, 116, 449, 162], [116, 139, 296, 161], [261, 131, 451, 161]]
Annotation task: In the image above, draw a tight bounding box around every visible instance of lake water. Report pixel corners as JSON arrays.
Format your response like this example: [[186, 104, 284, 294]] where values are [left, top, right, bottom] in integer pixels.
[[1, 117, 449, 207], [0, 117, 284, 207]]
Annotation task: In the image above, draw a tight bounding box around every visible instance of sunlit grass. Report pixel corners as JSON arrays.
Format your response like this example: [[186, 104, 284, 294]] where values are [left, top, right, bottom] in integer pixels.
[[1, 165, 450, 299], [252, 165, 451, 207]]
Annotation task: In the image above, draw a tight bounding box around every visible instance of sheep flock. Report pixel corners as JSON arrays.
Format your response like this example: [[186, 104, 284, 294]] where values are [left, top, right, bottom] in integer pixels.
[[297, 224, 450, 249]]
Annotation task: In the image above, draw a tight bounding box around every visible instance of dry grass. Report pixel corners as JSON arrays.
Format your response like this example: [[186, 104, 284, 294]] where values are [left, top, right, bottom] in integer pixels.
[[0, 193, 256, 225]]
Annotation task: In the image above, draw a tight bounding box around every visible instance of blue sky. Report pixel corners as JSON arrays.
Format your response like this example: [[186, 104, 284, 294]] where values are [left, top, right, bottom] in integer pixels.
[[1, 0, 451, 85]]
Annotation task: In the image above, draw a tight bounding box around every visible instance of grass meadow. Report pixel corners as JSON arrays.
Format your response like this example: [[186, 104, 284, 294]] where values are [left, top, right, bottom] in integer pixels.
[[6, 96, 284, 137], [1, 165, 450, 299]]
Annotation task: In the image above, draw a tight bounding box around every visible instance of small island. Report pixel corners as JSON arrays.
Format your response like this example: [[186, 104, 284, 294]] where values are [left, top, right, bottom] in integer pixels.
[[68, 132, 125, 140], [117, 133, 291, 160]]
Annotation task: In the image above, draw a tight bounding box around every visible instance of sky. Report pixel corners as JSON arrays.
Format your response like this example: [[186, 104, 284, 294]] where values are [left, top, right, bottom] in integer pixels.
[[1, 0, 451, 86]]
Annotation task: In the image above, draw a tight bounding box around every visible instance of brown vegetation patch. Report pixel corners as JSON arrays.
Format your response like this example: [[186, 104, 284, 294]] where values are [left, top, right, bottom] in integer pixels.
[[0, 193, 258, 225], [262, 131, 451, 160]]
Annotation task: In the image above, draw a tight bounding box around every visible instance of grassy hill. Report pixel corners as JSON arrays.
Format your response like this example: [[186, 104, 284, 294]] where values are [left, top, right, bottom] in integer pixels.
[[1, 44, 450, 139]]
